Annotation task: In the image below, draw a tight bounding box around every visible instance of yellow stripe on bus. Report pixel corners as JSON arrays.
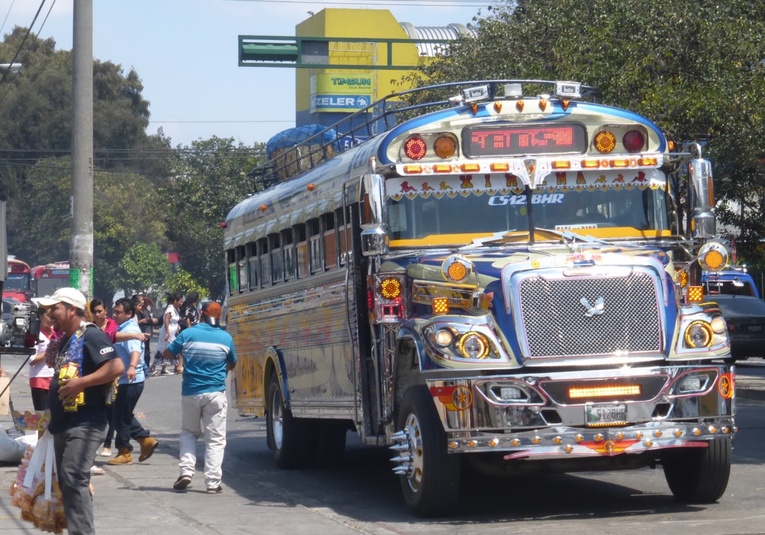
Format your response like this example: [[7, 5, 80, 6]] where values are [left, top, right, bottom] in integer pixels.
[[390, 229, 672, 247]]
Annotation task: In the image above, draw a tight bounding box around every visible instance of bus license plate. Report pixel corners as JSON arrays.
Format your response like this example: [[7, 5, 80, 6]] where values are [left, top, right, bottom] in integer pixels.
[[585, 404, 627, 425]]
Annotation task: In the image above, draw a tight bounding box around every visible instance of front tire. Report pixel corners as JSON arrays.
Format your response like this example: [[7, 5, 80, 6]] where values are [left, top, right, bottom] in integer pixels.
[[395, 385, 460, 517], [662, 438, 731, 503], [266, 373, 315, 469]]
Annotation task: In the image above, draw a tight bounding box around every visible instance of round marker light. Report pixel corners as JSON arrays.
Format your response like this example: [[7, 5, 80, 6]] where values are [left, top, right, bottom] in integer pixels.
[[698, 241, 729, 271], [379, 277, 402, 299], [622, 130, 645, 153], [594, 131, 616, 153], [433, 135, 457, 159], [404, 136, 427, 160], [442, 255, 472, 283]]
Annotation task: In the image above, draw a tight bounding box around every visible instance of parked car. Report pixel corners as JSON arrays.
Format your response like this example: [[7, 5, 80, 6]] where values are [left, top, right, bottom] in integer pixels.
[[712, 295, 765, 361]]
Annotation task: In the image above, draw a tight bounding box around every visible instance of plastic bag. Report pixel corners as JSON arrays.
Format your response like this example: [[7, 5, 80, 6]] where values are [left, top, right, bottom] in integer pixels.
[[10, 431, 66, 534]]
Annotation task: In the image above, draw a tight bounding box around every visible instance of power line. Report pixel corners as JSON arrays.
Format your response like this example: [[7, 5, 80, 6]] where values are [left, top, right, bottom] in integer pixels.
[[229, 0, 490, 5], [0, 0, 18, 38], [0, 0, 53, 106], [148, 119, 293, 124]]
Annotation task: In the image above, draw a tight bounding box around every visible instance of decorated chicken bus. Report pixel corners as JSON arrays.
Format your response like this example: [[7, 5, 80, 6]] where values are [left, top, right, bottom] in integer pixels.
[[3, 258, 32, 302], [224, 80, 734, 516], [31, 262, 70, 298]]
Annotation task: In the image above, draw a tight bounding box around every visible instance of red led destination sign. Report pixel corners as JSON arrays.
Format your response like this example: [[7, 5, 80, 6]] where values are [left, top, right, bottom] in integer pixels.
[[462, 123, 587, 157]]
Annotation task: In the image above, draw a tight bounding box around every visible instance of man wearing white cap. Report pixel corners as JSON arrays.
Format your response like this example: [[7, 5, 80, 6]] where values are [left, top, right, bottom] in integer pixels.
[[34, 287, 124, 535]]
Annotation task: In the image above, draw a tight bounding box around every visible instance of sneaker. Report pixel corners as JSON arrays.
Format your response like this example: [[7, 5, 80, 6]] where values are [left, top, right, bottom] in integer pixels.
[[161, 368, 174, 376], [206, 486, 223, 494], [173, 475, 192, 491], [99, 447, 112, 457], [90, 465, 105, 475]]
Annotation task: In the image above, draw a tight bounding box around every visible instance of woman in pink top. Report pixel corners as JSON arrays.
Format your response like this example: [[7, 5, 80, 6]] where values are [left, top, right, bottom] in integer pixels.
[[90, 298, 117, 342]]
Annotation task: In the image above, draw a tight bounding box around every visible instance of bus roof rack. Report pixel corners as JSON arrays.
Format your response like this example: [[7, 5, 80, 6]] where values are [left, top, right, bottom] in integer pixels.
[[249, 80, 597, 188]]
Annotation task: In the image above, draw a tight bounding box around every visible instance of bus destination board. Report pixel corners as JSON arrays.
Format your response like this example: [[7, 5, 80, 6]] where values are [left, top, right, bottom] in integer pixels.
[[462, 123, 587, 157]]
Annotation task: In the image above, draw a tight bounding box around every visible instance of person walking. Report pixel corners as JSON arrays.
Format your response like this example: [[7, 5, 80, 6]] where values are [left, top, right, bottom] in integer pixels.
[[89, 298, 117, 461], [164, 301, 237, 494], [134, 294, 159, 370], [155, 292, 183, 375], [107, 298, 159, 466], [179, 291, 200, 332], [27, 306, 57, 411], [36, 288, 124, 535]]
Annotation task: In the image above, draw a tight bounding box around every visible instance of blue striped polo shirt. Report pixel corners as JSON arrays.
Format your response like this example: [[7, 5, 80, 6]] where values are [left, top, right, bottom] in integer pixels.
[[166, 323, 237, 396]]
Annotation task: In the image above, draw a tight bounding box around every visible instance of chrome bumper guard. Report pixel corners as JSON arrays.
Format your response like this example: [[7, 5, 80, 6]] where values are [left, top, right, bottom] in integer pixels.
[[425, 364, 736, 458]]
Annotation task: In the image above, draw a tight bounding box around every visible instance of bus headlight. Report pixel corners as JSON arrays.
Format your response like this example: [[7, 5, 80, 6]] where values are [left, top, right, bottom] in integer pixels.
[[433, 328, 455, 347], [458, 333, 490, 359], [684, 321, 713, 349], [710, 315, 727, 335]]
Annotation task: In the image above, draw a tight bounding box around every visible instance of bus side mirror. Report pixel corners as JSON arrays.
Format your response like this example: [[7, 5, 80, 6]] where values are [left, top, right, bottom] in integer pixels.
[[360, 173, 388, 257], [688, 158, 716, 239]]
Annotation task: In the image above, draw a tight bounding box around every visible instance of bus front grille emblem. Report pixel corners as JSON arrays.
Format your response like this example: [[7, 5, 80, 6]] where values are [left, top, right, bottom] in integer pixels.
[[580, 296, 605, 317]]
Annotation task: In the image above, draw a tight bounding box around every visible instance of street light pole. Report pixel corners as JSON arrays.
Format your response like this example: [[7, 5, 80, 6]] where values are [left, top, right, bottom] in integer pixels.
[[71, 0, 94, 297]]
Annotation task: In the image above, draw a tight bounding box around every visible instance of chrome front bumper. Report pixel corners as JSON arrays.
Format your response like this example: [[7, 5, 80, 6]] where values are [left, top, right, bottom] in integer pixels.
[[425, 364, 736, 458]]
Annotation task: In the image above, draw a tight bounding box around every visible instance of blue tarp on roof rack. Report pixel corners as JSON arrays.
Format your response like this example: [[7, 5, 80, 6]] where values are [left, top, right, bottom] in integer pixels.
[[266, 125, 339, 161]]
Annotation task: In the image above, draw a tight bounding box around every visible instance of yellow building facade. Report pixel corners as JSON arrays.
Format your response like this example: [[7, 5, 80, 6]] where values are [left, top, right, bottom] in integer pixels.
[[294, 9, 472, 130]]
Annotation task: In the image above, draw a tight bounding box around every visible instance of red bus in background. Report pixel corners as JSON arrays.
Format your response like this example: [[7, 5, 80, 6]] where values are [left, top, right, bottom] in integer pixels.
[[3, 258, 32, 302], [31, 261, 70, 298]]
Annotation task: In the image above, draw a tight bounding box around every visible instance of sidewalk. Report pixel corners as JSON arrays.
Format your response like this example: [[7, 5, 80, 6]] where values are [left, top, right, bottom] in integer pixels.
[[0, 354, 365, 535]]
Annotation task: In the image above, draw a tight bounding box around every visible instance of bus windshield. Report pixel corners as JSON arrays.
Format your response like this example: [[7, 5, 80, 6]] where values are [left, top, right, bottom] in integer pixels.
[[4, 273, 30, 291], [387, 173, 669, 244]]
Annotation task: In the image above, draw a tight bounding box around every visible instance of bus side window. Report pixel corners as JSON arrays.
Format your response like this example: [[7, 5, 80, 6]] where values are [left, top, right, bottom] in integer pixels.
[[259, 237, 271, 287], [295, 224, 309, 278], [308, 218, 322, 274], [337, 206, 351, 265], [237, 246, 248, 293], [270, 234, 283, 284], [323, 212, 337, 269], [226, 249, 237, 296], [247, 242, 260, 291], [283, 229, 295, 281]]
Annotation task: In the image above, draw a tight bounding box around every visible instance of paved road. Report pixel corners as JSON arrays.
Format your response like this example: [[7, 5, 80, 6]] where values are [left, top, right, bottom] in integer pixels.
[[0, 353, 764, 534]]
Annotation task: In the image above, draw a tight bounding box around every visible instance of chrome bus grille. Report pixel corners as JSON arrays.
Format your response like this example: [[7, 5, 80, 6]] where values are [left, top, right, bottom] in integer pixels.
[[516, 271, 662, 358]]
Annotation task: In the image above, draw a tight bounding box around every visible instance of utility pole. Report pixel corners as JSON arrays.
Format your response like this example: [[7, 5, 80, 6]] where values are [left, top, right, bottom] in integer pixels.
[[71, 0, 94, 297]]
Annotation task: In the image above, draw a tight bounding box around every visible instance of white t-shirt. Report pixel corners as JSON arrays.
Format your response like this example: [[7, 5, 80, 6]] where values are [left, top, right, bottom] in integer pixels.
[[29, 329, 55, 381], [157, 304, 180, 353]]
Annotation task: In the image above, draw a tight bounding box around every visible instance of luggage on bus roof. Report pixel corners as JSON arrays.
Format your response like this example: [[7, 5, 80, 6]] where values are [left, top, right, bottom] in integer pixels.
[[266, 125, 339, 160]]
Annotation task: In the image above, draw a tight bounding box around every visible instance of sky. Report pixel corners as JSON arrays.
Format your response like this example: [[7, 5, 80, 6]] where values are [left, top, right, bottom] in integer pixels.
[[0, 0, 492, 148]]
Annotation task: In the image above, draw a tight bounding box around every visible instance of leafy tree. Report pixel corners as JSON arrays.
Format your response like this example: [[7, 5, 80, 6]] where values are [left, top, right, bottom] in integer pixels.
[[14, 157, 169, 301], [14, 158, 71, 263], [118, 242, 173, 296], [162, 268, 207, 300], [0, 27, 173, 263], [92, 168, 168, 301], [407, 0, 765, 262], [163, 137, 264, 299]]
